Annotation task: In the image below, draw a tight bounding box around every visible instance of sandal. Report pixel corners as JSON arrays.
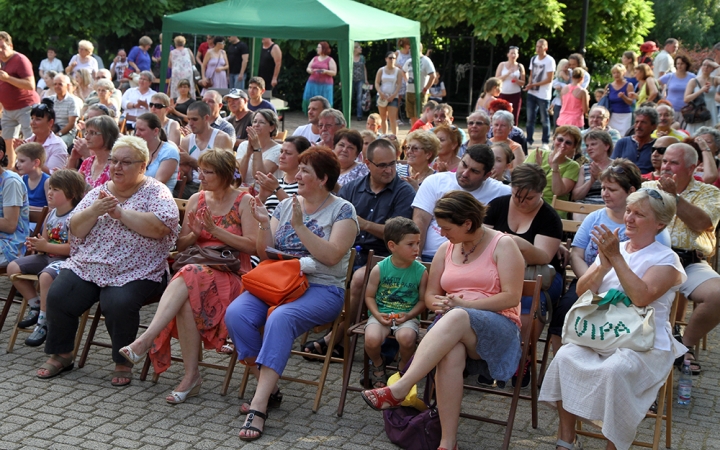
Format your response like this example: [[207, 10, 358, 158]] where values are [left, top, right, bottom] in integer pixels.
[[369, 362, 387, 388], [238, 409, 267, 441], [37, 354, 74, 379], [556, 437, 582, 449], [361, 386, 404, 411], [218, 343, 235, 354], [239, 389, 283, 414], [674, 349, 702, 375], [301, 336, 329, 361], [111, 370, 133, 387]]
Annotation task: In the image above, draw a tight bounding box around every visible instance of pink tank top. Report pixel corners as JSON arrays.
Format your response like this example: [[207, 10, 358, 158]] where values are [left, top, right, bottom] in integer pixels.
[[557, 84, 585, 128], [440, 232, 521, 328]]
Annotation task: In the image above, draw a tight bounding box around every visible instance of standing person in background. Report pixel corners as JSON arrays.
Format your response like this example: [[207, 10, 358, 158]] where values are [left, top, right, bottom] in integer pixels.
[[567, 53, 591, 88], [556, 68, 589, 128], [606, 64, 635, 135], [551, 59, 570, 129], [226, 36, 249, 90], [496, 46, 525, 125], [127, 36, 153, 74], [659, 54, 695, 124], [524, 39, 556, 149], [151, 34, 172, 82], [639, 41, 658, 68], [200, 37, 229, 93], [258, 38, 282, 96], [352, 43, 369, 121], [0, 31, 40, 169], [374, 52, 403, 136], [402, 43, 436, 126], [302, 42, 337, 113], [428, 73, 446, 103], [684, 59, 720, 136], [631, 63, 659, 106], [394, 38, 412, 125], [623, 51, 639, 88], [168, 36, 195, 100], [195, 35, 214, 66], [37, 48, 64, 92], [654, 38, 679, 79]]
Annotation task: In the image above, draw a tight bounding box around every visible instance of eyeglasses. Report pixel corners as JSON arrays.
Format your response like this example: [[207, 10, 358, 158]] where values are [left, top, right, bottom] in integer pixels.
[[652, 146, 667, 155], [149, 102, 166, 109], [85, 130, 102, 137], [109, 159, 144, 169], [406, 145, 424, 153], [467, 120, 489, 126], [639, 188, 665, 204], [198, 168, 216, 176], [367, 160, 396, 170]]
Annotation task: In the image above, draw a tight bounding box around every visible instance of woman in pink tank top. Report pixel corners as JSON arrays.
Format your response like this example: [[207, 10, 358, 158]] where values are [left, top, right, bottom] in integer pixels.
[[361, 191, 525, 450], [556, 68, 589, 128]]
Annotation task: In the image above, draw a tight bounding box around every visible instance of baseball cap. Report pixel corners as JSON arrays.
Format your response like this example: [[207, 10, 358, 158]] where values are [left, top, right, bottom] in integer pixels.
[[224, 88, 249, 100]]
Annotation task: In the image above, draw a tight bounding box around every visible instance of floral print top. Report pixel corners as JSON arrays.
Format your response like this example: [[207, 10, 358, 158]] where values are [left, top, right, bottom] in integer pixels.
[[79, 155, 112, 188]]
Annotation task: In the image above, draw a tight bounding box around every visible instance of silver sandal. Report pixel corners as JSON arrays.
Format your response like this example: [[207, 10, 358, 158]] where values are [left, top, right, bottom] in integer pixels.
[[556, 437, 582, 450]]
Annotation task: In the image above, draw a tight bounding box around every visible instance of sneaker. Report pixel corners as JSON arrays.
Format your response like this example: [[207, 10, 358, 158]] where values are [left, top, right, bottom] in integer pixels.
[[18, 307, 40, 329], [25, 324, 47, 347], [511, 364, 531, 388], [477, 373, 495, 386]]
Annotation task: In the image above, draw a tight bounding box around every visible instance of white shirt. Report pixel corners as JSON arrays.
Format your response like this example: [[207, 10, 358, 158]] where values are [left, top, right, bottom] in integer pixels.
[[412, 172, 511, 258], [528, 54, 557, 101], [39, 58, 64, 74], [236, 141, 282, 186], [121, 87, 157, 123], [653, 50, 675, 79], [292, 123, 321, 142], [403, 56, 436, 92]]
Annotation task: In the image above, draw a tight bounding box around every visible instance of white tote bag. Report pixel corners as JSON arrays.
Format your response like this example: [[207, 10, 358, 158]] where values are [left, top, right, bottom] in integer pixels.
[[562, 289, 655, 352]]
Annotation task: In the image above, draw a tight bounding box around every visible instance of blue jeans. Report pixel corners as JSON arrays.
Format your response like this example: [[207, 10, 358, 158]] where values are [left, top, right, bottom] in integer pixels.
[[353, 79, 364, 118], [229, 73, 246, 90], [526, 94, 550, 145]]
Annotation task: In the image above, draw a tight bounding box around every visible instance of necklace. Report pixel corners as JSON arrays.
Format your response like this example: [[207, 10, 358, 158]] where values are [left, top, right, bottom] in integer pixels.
[[150, 140, 162, 163], [460, 228, 485, 264], [302, 193, 332, 222]]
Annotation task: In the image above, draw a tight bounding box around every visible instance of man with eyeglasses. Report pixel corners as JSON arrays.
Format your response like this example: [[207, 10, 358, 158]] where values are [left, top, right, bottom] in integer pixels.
[[458, 110, 491, 157], [317, 108, 346, 147], [642, 136, 679, 181], [0, 31, 40, 168], [202, 89, 236, 142], [413, 144, 511, 261], [293, 95, 330, 142], [611, 106, 658, 174], [580, 105, 622, 157], [642, 142, 720, 375], [651, 103, 689, 140]]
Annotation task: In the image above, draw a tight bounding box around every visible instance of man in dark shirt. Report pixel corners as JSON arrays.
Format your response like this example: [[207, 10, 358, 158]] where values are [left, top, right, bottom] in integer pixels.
[[226, 36, 249, 90], [611, 106, 657, 173], [246, 76, 276, 112], [224, 88, 252, 147]]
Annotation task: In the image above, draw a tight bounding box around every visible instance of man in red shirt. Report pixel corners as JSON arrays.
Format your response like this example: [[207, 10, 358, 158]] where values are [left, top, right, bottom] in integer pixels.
[[195, 35, 214, 66], [0, 31, 40, 167]]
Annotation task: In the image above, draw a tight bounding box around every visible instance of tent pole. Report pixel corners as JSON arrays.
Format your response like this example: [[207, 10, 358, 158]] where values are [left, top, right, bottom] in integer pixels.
[[409, 37, 422, 121], [340, 39, 352, 125], [159, 23, 171, 94], [252, 38, 262, 85]]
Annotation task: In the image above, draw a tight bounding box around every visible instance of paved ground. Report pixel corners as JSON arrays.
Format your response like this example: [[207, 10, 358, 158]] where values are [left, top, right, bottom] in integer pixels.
[[1, 113, 719, 449]]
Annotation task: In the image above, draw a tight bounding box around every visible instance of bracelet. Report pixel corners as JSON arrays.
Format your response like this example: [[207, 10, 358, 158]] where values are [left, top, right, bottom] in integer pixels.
[[258, 223, 270, 231]]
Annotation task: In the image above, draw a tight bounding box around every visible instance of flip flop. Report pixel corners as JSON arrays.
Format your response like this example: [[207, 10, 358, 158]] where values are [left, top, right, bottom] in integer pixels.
[[111, 370, 133, 387], [37, 354, 74, 379]]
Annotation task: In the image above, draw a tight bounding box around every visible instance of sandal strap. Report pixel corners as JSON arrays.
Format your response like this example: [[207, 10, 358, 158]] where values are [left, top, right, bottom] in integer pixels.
[[51, 354, 74, 367], [247, 409, 268, 420], [556, 438, 579, 449]]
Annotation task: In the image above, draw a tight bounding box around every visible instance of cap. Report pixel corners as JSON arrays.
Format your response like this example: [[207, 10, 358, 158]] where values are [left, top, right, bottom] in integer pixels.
[[223, 88, 248, 100], [640, 41, 659, 53]]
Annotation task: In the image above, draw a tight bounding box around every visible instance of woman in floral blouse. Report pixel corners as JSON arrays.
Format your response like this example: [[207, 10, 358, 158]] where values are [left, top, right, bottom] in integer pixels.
[[37, 136, 179, 386]]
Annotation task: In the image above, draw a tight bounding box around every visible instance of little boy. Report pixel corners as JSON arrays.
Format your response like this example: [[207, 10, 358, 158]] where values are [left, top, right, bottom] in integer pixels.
[[364, 217, 427, 388], [7, 169, 86, 346], [15, 143, 50, 207]]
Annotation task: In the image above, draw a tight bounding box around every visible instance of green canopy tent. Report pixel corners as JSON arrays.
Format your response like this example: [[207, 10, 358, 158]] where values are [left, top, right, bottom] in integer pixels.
[[159, 0, 423, 123]]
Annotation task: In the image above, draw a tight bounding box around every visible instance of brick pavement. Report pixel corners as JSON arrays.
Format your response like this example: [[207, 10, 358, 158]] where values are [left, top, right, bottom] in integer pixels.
[[1, 113, 719, 449]]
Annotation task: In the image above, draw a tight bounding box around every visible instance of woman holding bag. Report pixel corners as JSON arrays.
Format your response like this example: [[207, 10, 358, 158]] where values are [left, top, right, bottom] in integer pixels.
[[225, 146, 358, 441], [539, 188, 686, 450], [683, 58, 720, 135], [119, 150, 257, 403]]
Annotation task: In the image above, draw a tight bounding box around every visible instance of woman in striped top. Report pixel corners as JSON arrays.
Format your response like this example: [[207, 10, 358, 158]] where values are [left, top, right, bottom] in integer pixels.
[[254, 135, 312, 214]]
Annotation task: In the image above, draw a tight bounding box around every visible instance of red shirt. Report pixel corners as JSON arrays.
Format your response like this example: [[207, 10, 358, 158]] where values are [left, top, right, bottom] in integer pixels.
[[0, 51, 39, 110], [198, 42, 209, 61]]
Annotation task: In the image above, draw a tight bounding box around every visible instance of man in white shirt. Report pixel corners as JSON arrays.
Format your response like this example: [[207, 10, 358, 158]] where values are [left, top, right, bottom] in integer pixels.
[[402, 44, 437, 125], [653, 38, 678, 79], [37, 47, 63, 90], [50, 74, 79, 147], [413, 144, 511, 261], [292, 95, 330, 142], [524, 39, 556, 149]]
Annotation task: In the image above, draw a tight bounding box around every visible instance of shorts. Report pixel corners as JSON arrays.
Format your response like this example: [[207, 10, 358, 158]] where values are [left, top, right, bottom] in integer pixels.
[[405, 92, 428, 118], [366, 314, 420, 335], [1, 105, 33, 140], [13, 253, 65, 279], [680, 260, 720, 297], [377, 95, 398, 108]]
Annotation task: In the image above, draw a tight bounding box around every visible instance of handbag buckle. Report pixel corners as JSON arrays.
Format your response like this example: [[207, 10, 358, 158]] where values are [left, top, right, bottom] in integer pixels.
[[221, 250, 233, 259]]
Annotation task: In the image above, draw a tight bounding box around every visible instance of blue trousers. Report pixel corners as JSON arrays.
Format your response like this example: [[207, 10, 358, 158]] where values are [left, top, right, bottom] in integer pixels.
[[353, 79, 365, 118], [526, 94, 551, 145], [225, 283, 344, 374], [229, 73, 246, 90]]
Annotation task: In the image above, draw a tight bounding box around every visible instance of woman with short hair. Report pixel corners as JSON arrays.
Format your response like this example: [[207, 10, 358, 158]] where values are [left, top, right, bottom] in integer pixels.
[[401, 129, 438, 191], [38, 135, 179, 385], [65, 40, 98, 75], [572, 130, 614, 204], [169, 35, 196, 100], [490, 110, 525, 166], [255, 135, 312, 214], [68, 115, 119, 187], [236, 109, 282, 191], [128, 36, 153, 74], [525, 125, 581, 208], [432, 124, 462, 173], [92, 79, 120, 119], [168, 79, 194, 125], [333, 128, 367, 187]]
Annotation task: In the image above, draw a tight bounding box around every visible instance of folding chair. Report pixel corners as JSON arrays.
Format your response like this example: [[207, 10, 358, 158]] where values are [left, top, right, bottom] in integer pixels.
[[238, 249, 356, 413], [576, 292, 681, 449], [0, 206, 50, 332], [457, 275, 543, 450], [551, 195, 604, 220]]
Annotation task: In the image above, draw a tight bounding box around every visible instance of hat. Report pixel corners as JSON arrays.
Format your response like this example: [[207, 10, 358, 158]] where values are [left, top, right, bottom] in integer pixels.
[[224, 88, 248, 100], [640, 41, 658, 53]]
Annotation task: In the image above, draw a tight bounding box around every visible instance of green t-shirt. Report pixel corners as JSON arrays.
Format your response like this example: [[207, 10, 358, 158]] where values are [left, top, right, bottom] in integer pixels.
[[375, 258, 426, 314], [525, 149, 580, 218]]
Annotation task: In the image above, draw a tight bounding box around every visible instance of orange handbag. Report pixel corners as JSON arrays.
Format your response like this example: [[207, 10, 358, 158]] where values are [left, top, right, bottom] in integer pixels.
[[242, 259, 309, 315]]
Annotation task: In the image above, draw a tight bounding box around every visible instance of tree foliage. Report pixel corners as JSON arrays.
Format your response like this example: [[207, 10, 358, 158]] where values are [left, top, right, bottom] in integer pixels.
[[650, 0, 720, 48]]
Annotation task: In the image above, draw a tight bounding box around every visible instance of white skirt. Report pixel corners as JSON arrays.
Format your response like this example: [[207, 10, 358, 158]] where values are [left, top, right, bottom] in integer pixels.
[[538, 343, 675, 450], [609, 112, 632, 136]]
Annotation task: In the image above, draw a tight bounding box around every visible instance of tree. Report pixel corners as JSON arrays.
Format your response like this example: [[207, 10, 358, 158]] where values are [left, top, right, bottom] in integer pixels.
[[651, 0, 720, 48]]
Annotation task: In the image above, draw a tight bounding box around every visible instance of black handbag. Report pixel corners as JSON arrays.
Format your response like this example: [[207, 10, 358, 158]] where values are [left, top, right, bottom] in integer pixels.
[[681, 80, 712, 124]]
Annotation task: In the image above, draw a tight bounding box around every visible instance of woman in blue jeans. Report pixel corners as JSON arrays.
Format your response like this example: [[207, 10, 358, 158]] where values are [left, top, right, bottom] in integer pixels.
[[225, 147, 358, 442], [353, 43, 368, 120]]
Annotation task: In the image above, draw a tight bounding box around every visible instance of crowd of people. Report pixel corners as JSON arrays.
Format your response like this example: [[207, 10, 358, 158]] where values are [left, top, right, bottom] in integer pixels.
[[1, 29, 720, 450]]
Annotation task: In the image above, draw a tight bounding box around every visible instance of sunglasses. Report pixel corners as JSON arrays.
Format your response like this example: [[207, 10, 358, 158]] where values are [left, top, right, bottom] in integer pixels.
[[652, 146, 667, 155], [149, 102, 166, 109], [639, 188, 665, 204], [609, 165, 626, 174], [509, 46, 519, 50], [32, 103, 50, 111]]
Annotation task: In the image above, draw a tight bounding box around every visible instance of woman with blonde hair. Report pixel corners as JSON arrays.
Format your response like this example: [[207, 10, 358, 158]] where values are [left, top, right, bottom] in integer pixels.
[[432, 124, 462, 172], [475, 77, 502, 115], [169, 35, 196, 99], [606, 64, 635, 135], [149, 93, 181, 146], [74, 69, 94, 101], [66, 40, 98, 75], [622, 51, 639, 87], [401, 129, 438, 190]]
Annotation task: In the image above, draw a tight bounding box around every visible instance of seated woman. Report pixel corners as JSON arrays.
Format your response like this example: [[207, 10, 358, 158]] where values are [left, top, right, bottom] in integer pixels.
[[168, 79, 194, 125], [540, 188, 686, 450], [489, 110, 525, 166], [37, 136, 179, 385], [572, 130, 614, 205], [488, 99, 528, 154], [22, 99, 68, 172], [254, 135, 312, 214], [148, 93, 181, 147], [524, 125, 581, 211], [361, 191, 524, 450], [67, 116, 119, 187], [120, 150, 257, 403], [89, 79, 121, 120], [333, 128, 367, 188], [400, 130, 438, 191], [224, 147, 358, 441], [0, 140, 30, 267], [432, 124, 462, 172], [236, 109, 282, 191], [134, 113, 180, 192], [484, 164, 563, 385], [74, 68, 94, 102]]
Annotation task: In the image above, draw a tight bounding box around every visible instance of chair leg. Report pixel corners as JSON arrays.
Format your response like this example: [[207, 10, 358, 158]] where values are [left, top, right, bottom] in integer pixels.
[[665, 371, 673, 449], [220, 350, 238, 396], [652, 377, 668, 449], [337, 331, 360, 416], [538, 333, 552, 387], [140, 356, 153, 381], [6, 293, 26, 353], [0, 286, 19, 333], [78, 304, 102, 368], [238, 363, 251, 399], [313, 317, 341, 413], [529, 341, 539, 429], [73, 309, 90, 358]]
